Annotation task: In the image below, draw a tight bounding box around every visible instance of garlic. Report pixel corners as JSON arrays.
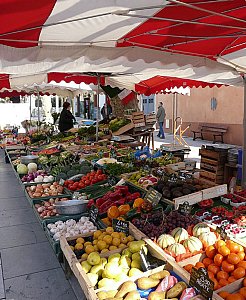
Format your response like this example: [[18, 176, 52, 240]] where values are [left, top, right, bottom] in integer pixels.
[[79, 216, 89, 224], [55, 221, 63, 226], [50, 228, 57, 235], [53, 232, 61, 241], [47, 223, 56, 230], [57, 223, 65, 230]]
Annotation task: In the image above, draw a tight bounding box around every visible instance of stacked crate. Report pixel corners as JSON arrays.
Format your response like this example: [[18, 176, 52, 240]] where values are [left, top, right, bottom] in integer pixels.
[[199, 148, 227, 184]]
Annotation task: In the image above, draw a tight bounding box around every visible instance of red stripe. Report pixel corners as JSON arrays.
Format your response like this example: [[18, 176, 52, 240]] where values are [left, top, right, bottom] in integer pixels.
[[0, 74, 10, 89], [48, 73, 105, 85], [121, 91, 135, 105], [0, 0, 56, 48]]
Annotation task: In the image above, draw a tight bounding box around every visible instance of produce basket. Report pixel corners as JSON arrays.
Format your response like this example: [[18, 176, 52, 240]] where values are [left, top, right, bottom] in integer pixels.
[[60, 223, 199, 300], [43, 214, 106, 261]]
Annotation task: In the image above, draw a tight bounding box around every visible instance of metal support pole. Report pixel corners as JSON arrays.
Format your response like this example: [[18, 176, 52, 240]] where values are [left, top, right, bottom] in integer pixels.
[[29, 95, 32, 123], [37, 91, 41, 131], [96, 75, 100, 142], [242, 76, 246, 188]]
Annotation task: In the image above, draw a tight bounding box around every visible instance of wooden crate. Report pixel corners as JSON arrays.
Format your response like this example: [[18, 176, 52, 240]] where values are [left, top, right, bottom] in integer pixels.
[[132, 111, 145, 128], [214, 277, 245, 299], [61, 224, 191, 300], [113, 122, 134, 136], [202, 184, 227, 200], [174, 191, 203, 209], [199, 149, 227, 162], [199, 170, 224, 184], [145, 113, 156, 126]]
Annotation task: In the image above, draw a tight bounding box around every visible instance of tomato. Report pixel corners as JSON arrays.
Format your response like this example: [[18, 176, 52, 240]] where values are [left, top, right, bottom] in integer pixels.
[[91, 179, 97, 184], [85, 180, 91, 186], [97, 169, 103, 175], [98, 175, 104, 181], [69, 184, 76, 191], [78, 182, 85, 189], [73, 182, 79, 188]]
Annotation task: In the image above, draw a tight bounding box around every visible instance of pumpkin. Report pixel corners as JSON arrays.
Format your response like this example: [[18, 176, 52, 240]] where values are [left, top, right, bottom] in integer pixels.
[[107, 206, 120, 219], [183, 237, 203, 252], [192, 223, 210, 237], [171, 227, 189, 243], [157, 234, 175, 249], [118, 204, 130, 215], [167, 243, 186, 256], [133, 198, 144, 208], [198, 232, 217, 247]]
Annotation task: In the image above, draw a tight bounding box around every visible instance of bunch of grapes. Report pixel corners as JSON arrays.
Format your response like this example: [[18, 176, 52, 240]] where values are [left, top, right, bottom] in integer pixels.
[[164, 210, 199, 233]]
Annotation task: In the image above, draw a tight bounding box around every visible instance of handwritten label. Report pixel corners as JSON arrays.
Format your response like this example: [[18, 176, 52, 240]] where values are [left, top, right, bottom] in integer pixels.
[[216, 226, 228, 240], [179, 171, 193, 180], [178, 201, 192, 215], [189, 267, 214, 300], [145, 187, 162, 206], [112, 219, 129, 235], [89, 205, 99, 225], [59, 179, 65, 186]]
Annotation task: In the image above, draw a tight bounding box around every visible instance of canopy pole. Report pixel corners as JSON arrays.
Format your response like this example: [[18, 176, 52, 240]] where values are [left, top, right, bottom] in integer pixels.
[[242, 76, 246, 188], [29, 95, 32, 123], [96, 75, 100, 142], [37, 90, 41, 132]]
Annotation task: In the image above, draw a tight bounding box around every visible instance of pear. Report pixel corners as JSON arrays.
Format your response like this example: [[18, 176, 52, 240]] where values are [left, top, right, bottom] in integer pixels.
[[100, 257, 107, 267], [132, 253, 141, 262], [124, 291, 141, 300], [87, 273, 98, 287], [128, 268, 143, 277], [119, 255, 131, 268], [137, 277, 160, 290], [116, 281, 137, 298], [114, 273, 129, 282], [122, 248, 132, 258], [104, 262, 122, 279], [108, 253, 121, 263], [90, 264, 104, 276], [81, 261, 91, 274], [87, 252, 101, 266], [97, 290, 118, 300], [131, 260, 141, 269], [98, 278, 117, 289], [129, 241, 145, 253]]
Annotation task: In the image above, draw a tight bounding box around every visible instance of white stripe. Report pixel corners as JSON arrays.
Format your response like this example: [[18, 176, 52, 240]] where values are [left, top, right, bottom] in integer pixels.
[[118, 89, 132, 100], [40, 0, 166, 46]]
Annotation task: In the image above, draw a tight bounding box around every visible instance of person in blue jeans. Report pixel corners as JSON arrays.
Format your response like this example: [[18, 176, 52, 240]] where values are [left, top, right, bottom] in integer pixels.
[[156, 102, 166, 139]]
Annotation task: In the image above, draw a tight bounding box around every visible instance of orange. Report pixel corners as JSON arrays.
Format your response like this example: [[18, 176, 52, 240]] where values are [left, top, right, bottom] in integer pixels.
[[228, 276, 237, 283], [240, 287, 246, 298], [216, 240, 226, 249], [217, 270, 229, 281], [238, 252, 245, 261], [206, 245, 217, 259], [208, 264, 220, 275], [195, 262, 205, 269], [243, 277, 246, 287], [228, 242, 240, 254], [227, 253, 240, 265], [222, 260, 234, 273], [214, 253, 224, 266], [219, 279, 229, 287], [211, 277, 219, 290], [218, 291, 230, 299], [233, 267, 246, 279], [238, 245, 244, 252], [226, 294, 245, 300], [203, 257, 213, 268], [237, 261, 246, 269], [219, 246, 231, 257], [208, 271, 215, 279], [184, 264, 194, 273]]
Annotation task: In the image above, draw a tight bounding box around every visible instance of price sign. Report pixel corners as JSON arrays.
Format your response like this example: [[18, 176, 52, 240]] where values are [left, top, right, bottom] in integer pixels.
[[145, 187, 162, 206], [168, 174, 178, 183], [216, 226, 228, 240], [189, 267, 214, 300], [156, 168, 165, 177], [108, 176, 119, 186], [179, 171, 193, 180], [178, 201, 192, 215], [112, 219, 129, 235], [89, 205, 99, 225], [59, 178, 65, 186], [72, 191, 80, 199]]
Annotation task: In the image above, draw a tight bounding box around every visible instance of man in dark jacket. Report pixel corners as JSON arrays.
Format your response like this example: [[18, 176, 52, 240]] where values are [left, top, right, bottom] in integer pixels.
[[58, 102, 76, 132], [156, 102, 166, 139]]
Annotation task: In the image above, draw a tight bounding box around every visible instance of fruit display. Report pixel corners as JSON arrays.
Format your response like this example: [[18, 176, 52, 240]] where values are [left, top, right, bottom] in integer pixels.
[[217, 277, 246, 300], [26, 182, 65, 198], [64, 169, 107, 191], [46, 216, 97, 241], [127, 171, 158, 189], [34, 197, 70, 219], [68, 227, 136, 258], [183, 239, 246, 291]]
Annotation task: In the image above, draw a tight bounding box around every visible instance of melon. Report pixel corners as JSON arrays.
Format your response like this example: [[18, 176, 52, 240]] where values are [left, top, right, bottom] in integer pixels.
[[171, 227, 189, 243], [198, 232, 217, 247], [183, 237, 203, 252], [192, 223, 210, 237], [167, 243, 186, 256], [157, 234, 175, 249]]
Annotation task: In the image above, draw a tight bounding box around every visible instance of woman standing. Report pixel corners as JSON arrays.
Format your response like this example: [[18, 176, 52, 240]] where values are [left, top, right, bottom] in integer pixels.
[[58, 102, 76, 132]]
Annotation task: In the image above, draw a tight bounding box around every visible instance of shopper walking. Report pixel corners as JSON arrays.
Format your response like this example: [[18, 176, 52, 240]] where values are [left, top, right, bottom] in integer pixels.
[[156, 102, 166, 139], [58, 102, 76, 132]]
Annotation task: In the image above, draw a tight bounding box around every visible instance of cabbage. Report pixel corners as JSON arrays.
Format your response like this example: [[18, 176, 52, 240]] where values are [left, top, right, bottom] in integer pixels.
[[17, 164, 28, 175], [27, 163, 37, 173]]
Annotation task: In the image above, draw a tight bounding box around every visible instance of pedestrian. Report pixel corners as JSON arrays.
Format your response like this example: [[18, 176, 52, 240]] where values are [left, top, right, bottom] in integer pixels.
[[156, 102, 166, 139], [101, 103, 112, 121], [58, 102, 76, 132]]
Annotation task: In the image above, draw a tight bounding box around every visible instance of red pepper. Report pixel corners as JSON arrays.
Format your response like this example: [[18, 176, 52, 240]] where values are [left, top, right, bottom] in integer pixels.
[[114, 198, 126, 206], [96, 197, 104, 207], [130, 192, 141, 200], [99, 199, 115, 212], [87, 199, 95, 209], [115, 186, 129, 196], [109, 190, 122, 201]]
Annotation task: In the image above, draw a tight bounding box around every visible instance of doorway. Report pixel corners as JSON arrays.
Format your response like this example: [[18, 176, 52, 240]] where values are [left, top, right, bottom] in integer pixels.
[[142, 95, 155, 114]]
